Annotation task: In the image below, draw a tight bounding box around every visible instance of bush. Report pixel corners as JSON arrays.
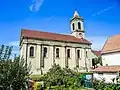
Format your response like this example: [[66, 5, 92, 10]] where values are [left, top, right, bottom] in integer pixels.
[[30, 75, 44, 81], [93, 79, 120, 90], [42, 64, 82, 89]]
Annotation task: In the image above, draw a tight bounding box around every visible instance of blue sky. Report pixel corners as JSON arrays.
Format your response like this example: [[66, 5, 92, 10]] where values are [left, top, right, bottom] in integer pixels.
[[0, 0, 120, 55]]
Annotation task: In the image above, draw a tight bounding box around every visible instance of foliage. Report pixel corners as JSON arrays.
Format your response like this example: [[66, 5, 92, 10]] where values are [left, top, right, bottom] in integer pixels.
[[92, 56, 102, 69], [98, 56, 102, 66], [0, 45, 31, 90], [93, 79, 120, 90], [42, 64, 82, 89], [93, 79, 105, 90], [30, 74, 44, 81]]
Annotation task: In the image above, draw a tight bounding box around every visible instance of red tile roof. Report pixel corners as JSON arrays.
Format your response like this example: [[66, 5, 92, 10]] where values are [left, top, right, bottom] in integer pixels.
[[92, 50, 101, 57], [21, 29, 91, 45], [102, 34, 120, 54], [92, 66, 120, 72]]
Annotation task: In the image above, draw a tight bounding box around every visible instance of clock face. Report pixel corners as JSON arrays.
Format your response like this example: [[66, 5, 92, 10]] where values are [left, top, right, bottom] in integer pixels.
[[79, 33, 83, 38]]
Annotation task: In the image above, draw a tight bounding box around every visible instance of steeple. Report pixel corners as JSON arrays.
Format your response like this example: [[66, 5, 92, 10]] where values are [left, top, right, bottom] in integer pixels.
[[74, 10, 79, 17], [71, 10, 83, 21], [70, 10, 85, 39]]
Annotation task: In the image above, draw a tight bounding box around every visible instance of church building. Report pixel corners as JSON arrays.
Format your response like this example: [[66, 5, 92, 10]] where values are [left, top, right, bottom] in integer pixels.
[[20, 11, 94, 74]]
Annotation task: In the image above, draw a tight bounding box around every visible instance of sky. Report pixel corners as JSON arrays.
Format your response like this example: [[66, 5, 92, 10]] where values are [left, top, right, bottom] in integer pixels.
[[0, 0, 120, 55]]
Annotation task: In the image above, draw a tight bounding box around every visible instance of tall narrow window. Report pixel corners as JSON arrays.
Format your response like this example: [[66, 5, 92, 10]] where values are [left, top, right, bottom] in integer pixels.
[[78, 22, 81, 29], [43, 47, 47, 58], [67, 49, 70, 58], [92, 59, 95, 69], [86, 51, 88, 58], [56, 48, 59, 58], [72, 23, 75, 30], [77, 50, 80, 59], [30, 46, 34, 57]]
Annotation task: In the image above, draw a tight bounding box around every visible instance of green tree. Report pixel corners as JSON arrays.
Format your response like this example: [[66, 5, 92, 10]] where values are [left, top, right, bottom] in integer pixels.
[[0, 45, 31, 90], [43, 64, 81, 89], [92, 56, 103, 69], [98, 56, 102, 66]]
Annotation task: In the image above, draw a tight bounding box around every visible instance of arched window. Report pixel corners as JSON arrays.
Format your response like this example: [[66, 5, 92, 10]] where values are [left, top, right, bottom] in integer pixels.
[[72, 23, 75, 30], [67, 49, 70, 58], [78, 22, 81, 29], [56, 48, 59, 58], [77, 50, 80, 59], [43, 47, 47, 58], [30, 46, 34, 57]]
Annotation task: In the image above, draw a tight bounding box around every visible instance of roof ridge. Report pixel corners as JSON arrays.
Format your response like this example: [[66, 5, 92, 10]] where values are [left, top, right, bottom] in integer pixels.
[[21, 28, 91, 45], [22, 28, 76, 37], [102, 34, 120, 54], [110, 34, 120, 37]]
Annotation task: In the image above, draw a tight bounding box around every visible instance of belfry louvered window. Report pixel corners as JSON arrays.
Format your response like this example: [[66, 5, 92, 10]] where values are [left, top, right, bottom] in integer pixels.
[[72, 23, 75, 30], [78, 22, 81, 29]]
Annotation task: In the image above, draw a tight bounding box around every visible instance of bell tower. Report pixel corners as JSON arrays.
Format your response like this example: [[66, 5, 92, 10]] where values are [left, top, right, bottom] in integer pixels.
[[70, 10, 85, 39]]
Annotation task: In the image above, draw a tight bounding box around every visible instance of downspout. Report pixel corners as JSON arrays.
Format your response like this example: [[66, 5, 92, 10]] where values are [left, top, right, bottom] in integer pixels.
[[40, 44, 43, 75], [25, 38, 28, 90], [53, 45, 55, 64], [65, 46, 68, 68], [26, 38, 28, 68]]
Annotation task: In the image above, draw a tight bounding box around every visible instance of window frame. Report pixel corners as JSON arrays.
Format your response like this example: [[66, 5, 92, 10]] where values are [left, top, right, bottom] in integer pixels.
[[56, 48, 60, 58], [67, 49, 70, 58], [29, 46, 34, 57], [72, 23, 75, 30], [43, 47, 48, 58], [77, 50, 80, 59], [86, 51, 88, 58], [78, 22, 81, 29]]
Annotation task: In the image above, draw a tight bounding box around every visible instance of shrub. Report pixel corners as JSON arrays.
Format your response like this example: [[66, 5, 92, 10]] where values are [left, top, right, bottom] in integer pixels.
[[42, 64, 82, 89], [93, 79, 120, 90], [30, 75, 44, 81]]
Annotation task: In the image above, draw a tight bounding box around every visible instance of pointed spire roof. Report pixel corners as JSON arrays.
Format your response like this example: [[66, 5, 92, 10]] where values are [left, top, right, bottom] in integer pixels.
[[71, 10, 83, 21], [74, 10, 79, 17]]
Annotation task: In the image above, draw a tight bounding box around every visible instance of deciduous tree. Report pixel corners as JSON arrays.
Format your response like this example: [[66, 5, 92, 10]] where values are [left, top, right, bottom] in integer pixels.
[[0, 45, 31, 90]]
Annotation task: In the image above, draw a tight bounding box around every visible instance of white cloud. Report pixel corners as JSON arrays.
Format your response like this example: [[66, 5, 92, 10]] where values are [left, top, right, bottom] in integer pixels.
[[45, 16, 54, 21], [29, 0, 43, 12], [86, 36, 108, 50], [92, 5, 116, 16], [12, 50, 19, 54], [5, 41, 20, 57], [8, 41, 19, 47]]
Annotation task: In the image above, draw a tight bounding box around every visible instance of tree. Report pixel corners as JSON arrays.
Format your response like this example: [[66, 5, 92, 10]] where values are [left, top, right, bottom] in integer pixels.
[[0, 45, 31, 90], [92, 56, 102, 69], [43, 64, 81, 89], [98, 56, 102, 66]]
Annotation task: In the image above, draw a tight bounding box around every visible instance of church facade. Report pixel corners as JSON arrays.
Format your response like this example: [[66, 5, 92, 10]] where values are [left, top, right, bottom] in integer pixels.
[[20, 11, 94, 75]]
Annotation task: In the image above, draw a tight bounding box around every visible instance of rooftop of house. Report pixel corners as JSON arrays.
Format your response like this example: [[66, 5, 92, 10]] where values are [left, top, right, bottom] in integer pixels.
[[92, 50, 101, 57], [21, 29, 91, 45], [102, 34, 120, 54], [92, 66, 120, 73]]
